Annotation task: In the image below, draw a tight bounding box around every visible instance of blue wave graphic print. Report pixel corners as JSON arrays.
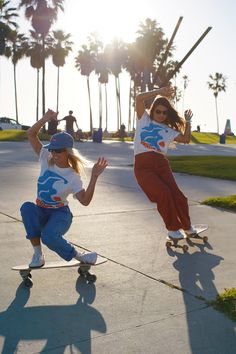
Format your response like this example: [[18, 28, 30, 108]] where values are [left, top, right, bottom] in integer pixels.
[[140, 123, 169, 151], [37, 170, 68, 206]]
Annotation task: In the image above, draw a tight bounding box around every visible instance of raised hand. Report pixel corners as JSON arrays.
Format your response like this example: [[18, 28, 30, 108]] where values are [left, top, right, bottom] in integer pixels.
[[92, 157, 108, 177], [184, 109, 193, 122], [43, 109, 58, 123], [158, 86, 176, 98]]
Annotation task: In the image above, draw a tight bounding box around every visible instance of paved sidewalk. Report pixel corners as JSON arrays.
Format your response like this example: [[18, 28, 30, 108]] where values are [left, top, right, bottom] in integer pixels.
[[0, 141, 235, 354]]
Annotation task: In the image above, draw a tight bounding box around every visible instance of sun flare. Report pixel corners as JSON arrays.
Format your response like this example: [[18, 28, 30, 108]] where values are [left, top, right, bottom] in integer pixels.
[[58, 0, 142, 46]]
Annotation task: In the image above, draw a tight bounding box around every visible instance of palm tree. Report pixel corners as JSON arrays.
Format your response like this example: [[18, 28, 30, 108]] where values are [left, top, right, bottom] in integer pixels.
[[5, 30, 29, 123], [19, 0, 64, 115], [87, 33, 104, 130], [0, 0, 18, 55], [26, 30, 51, 121], [49, 30, 73, 112], [95, 52, 109, 130], [75, 45, 95, 134], [106, 39, 126, 130], [207, 72, 227, 134], [135, 18, 170, 91]]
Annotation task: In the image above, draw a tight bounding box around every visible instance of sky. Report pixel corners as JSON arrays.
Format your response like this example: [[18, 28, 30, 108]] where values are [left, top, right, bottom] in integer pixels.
[[0, 0, 236, 134]]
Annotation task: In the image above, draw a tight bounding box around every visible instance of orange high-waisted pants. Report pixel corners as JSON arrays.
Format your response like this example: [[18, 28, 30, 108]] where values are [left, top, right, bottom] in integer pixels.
[[134, 152, 191, 231]]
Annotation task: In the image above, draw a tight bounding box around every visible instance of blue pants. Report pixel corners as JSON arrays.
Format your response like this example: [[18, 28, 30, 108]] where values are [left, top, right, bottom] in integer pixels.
[[20, 202, 76, 261]]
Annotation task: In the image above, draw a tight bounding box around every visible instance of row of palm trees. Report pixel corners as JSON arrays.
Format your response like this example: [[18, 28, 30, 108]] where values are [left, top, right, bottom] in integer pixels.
[[0, 0, 227, 134]]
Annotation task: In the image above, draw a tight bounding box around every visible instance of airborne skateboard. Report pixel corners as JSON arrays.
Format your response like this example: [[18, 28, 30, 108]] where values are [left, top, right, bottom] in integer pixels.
[[165, 224, 209, 253], [12, 256, 108, 287]]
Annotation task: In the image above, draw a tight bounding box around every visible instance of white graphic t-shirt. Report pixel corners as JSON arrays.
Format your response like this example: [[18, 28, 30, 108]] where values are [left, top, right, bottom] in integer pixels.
[[134, 111, 180, 156], [36, 149, 83, 208]]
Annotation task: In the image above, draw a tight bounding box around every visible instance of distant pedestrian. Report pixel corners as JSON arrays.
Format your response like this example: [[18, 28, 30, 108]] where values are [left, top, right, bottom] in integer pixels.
[[134, 86, 198, 240], [119, 123, 126, 141], [59, 110, 79, 138], [20, 109, 107, 268]]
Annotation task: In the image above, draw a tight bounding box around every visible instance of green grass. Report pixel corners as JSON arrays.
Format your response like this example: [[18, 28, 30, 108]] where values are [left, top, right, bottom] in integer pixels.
[[168, 156, 236, 212], [202, 195, 236, 211], [210, 288, 236, 322], [1, 130, 236, 144], [168, 156, 236, 181], [191, 132, 236, 144], [0, 130, 50, 141]]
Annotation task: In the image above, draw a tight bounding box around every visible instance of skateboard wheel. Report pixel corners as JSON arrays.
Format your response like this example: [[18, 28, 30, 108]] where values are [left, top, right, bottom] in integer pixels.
[[166, 241, 172, 248], [24, 278, 33, 287], [182, 245, 189, 253], [203, 236, 208, 243]]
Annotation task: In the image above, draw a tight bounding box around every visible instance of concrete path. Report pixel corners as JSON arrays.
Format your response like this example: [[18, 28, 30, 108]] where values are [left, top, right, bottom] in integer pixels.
[[0, 141, 235, 354]]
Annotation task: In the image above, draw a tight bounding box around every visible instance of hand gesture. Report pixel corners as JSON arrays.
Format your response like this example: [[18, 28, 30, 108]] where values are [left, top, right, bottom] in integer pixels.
[[92, 157, 108, 177], [43, 109, 58, 123], [184, 109, 193, 122], [158, 86, 175, 98]]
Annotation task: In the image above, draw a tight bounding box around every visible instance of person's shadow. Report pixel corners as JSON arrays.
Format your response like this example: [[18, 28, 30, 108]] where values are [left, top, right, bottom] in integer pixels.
[[169, 243, 236, 353], [0, 277, 107, 353]]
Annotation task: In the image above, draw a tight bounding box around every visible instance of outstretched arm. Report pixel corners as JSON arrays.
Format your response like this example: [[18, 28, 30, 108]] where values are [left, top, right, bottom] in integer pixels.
[[76, 157, 108, 206], [27, 109, 58, 156], [174, 109, 193, 144], [135, 86, 175, 119]]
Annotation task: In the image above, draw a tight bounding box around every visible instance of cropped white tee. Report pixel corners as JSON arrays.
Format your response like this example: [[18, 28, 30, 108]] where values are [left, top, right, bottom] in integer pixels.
[[134, 111, 180, 156], [36, 149, 83, 208]]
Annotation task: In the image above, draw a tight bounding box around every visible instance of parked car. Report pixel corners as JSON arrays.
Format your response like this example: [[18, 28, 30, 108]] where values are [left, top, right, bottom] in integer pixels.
[[0, 117, 30, 131]]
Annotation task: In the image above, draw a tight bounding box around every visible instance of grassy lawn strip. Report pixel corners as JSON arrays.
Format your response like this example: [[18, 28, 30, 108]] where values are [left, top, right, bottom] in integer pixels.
[[168, 156, 236, 211], [0, 130, 49, 141], [202, 195, 236, 211], [168, 156, 236, 181], [209, 288, 236, 322]]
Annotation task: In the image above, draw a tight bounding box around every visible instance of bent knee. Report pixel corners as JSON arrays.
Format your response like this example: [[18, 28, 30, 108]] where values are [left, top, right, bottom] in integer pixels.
[[20, 202, 37, 216]]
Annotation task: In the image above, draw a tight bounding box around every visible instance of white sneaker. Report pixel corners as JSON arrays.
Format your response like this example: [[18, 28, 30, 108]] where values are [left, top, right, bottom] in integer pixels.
[[29, 253, 45, 268], [168, 230, 185, 239], [77, 252, 97, 265], [184, 226, 197, 236]]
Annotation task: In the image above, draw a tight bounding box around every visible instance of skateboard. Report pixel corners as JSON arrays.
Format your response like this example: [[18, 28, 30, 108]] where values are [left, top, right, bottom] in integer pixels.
[[12, 256, 108, 287], [185, 224, 209, 243], [165, 224, 209, 253], [166, 236, 189, 253]]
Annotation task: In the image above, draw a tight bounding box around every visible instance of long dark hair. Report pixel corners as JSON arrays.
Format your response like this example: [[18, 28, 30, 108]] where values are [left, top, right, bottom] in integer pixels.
[[149, 97, 185, 133]]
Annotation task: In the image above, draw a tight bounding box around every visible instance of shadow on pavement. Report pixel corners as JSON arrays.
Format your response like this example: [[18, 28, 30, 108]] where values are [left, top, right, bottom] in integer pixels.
[[170, 244, 236, 353], [0, 277, 107, 353]]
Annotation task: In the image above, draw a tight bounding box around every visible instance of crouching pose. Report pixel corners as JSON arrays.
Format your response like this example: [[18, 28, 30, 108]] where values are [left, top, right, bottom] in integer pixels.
[[134, 86, 197, 240], [21, 109, 107, 267]]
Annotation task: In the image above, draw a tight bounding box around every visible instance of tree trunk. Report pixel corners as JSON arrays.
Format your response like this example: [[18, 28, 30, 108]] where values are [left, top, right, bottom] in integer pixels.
[[105, 83, 108, 131], [42, 36, 46, 116], [99, 81, 102, 129], [87, 76, 93, 134], [13, 64, 19, 123], [36, 69, 39, 121], [56, 66, 60, 112], [215, 95, 219, 134]]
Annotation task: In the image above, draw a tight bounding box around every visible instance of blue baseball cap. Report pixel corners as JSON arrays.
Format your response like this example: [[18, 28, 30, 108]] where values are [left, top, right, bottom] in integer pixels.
[[44, 132, 74, 150]]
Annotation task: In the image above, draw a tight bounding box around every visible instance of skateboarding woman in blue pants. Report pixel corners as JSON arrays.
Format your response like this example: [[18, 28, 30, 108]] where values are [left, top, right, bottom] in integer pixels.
[[20, 109, 107, 268]]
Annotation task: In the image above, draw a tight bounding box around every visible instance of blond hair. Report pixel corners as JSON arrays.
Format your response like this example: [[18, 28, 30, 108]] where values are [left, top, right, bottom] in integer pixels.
[[49, 148, 87, 175]]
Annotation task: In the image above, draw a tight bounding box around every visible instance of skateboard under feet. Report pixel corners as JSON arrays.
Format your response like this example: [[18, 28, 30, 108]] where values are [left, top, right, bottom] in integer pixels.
[[165, 224, 209, 253], [12, 257, 107, 288]]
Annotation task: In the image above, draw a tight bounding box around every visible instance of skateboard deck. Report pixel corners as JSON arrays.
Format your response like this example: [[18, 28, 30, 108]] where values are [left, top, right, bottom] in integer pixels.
[[12, 256, 107, 287], [185, 224, 209, 242], [166, 224, 209, 253]]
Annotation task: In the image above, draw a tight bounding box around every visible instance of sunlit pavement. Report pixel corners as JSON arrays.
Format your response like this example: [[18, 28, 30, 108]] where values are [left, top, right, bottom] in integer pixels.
[[0, 141, 235, 354]]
